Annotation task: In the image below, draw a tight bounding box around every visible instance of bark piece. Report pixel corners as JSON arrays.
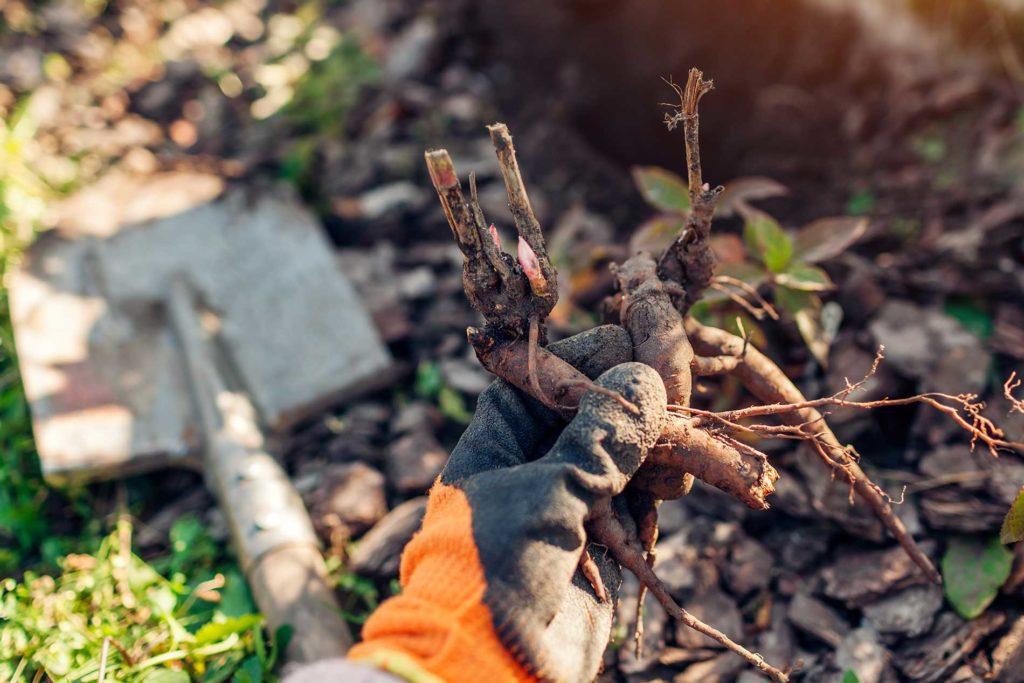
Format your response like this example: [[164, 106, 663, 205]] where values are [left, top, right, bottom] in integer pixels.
[[836, 626, 890, 683], [724, 537, 774, 596], [786, 591, 851, 648], [863, 585, 944, 639], [350, 497, 428, 577], [989, 615, 1024, 683], [895, 612, 1006, 682], [307, 462, 388, 541], [820, 545, 933, 607], [675, 589, 744, 649], [386, 430, 449, 493]]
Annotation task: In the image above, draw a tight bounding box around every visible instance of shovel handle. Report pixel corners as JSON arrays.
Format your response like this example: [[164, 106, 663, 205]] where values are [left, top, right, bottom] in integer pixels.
[[206, 436, 353, 662], [167, 280, 352, 662]]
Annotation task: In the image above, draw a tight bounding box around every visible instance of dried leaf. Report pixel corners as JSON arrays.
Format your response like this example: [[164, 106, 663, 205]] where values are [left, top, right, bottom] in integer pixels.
[[793, 217, 868, 263], [1001, 487, 1024, 544], [632, 166, 691, 213], [942, 536, 1013, 619], [776, 286, 830, 365], [716, 176, 789, 217], [743, 209, 793, 273], [775, 263, 835, 292], [629, 214, 686, 255]]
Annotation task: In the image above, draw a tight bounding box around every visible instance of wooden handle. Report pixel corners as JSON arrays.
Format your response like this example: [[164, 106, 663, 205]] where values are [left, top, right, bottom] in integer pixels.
[[167, 280, 352, 662]]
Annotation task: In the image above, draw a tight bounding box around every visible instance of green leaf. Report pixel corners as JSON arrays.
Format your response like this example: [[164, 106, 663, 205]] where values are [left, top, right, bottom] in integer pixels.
[[628, 214, 686, 255], [141, 671, 191, 683], [944, 299, 993, 340], [775, 286, 831, 366], [631, 166, 691, 213], [843, 671, 860, 683], [195, 614, 263, 646], [1001, 487, 1024, 544], [438, 386, 472, 424], [234, 655, 264, 683], [775, 263, 835, 292], [942, 536, 1013, 618], [845, 190, 875, 216], [414, 362, 443, 398], [743, 210, 793, 273], [792, 217, 868, 263]]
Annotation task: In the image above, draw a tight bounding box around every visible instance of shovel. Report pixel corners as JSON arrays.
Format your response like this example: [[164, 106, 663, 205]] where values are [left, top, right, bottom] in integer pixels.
[[9, 173, 396, 662]]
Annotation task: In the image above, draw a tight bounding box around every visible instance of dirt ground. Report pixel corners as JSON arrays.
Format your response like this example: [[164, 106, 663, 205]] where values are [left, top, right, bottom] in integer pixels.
[[3, 0, 1024, 681]]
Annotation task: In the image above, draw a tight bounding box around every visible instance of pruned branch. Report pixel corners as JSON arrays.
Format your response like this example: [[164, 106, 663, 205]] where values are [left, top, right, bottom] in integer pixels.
[[658, 68, 722, 312]]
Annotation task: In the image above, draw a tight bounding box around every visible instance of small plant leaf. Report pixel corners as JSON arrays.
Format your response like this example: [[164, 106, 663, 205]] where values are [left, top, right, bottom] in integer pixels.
[[629, 214, 686, 255], [843, 671, 860, 683], [1001, 487, 1024, 544], [716, 176, 788, 217], [631, 166, 691, 213], [775, 286, 831, 366], [793, 217, 868, 263], [194, 614, 264, 645], [775, 263, 835, 292], [743, 209, 793, 273], [942, 536, 1013, 618]]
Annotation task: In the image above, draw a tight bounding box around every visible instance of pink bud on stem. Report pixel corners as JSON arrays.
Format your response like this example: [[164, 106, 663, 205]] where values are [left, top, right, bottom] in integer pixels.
[[517, 236, 547, 296]]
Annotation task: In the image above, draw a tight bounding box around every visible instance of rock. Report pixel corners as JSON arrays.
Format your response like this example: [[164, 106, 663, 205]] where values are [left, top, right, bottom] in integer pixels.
[[724, 537, 774, 596], [350, 497, 428, 577], [336, 181, 427, 221], [386, 430, 448, 493], [863, 584, 943, 639], [820, 545, 932, 607], [787, 591, 851, 647], [984, 455, 1024, 505], [616, 573, 668, 674], [652, 531, 699, 597], [675, 590, 743, 650], [836, 626, 889, 683], [307, 462, 388, 541]]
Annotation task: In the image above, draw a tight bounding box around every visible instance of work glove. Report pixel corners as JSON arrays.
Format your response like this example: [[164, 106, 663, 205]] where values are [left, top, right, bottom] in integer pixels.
[[347, 324, 667, 683]]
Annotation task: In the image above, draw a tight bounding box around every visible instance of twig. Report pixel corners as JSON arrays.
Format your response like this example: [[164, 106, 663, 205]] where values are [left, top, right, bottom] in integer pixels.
[[712, 275, 780, 320]]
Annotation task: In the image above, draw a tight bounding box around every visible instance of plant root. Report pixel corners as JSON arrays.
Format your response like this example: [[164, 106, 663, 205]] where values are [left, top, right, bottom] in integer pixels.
[[684, 318, 942, 584], [588, 499, 790, 683]]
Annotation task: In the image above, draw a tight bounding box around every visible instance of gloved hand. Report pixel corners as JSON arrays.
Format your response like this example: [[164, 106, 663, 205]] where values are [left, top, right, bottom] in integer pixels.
[[347, 324, 667, 683]]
